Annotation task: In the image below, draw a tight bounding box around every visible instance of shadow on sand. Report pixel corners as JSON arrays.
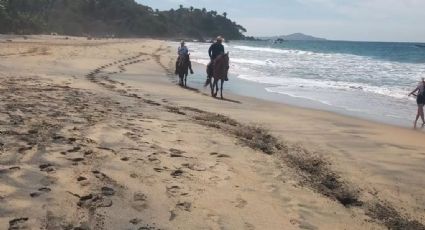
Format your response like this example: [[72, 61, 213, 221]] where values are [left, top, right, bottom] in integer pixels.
[[179, 84, 242, 104]]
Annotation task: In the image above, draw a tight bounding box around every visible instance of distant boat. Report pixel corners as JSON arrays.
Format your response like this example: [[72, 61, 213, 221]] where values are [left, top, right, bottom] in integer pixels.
[[415, 44, 425, 48]]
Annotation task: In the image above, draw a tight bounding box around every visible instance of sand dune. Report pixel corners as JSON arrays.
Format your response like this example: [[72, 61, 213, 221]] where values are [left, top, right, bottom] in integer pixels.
[[0, 36, 424, 229]]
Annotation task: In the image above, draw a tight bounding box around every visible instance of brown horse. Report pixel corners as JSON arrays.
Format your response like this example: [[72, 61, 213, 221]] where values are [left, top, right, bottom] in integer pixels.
[[205, 53, 229, 99], [176, 54, 192, 87]]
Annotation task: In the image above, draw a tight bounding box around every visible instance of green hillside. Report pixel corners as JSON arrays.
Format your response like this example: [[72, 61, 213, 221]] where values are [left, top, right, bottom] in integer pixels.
[[0, 0, 247, 40]]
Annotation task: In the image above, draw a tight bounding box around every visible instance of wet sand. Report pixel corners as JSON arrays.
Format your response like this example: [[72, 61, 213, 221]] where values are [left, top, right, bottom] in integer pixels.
[[0, 35, 424, 229]]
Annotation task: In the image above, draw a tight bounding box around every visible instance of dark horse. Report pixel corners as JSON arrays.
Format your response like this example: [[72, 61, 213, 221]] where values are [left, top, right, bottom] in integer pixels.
[[176, 54, 192, 87], [205, 53, 229, 99]]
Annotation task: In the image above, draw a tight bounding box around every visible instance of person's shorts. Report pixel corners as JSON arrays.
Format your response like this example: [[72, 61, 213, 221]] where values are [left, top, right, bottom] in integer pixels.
[[417, 94, 425, 105]]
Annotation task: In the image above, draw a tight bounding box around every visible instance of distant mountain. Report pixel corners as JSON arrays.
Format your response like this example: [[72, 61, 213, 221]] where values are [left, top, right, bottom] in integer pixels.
[[264, 33, 326, 41]]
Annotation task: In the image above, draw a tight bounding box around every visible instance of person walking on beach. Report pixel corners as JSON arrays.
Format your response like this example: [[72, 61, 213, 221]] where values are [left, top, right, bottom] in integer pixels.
[[409, 78, 425, 128], [175, 40, 193, 75], [207, 36, 227, 82]]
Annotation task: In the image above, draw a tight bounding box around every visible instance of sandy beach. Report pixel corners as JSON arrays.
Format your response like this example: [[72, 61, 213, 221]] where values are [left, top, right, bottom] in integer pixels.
[[0, 35, 424, 230]]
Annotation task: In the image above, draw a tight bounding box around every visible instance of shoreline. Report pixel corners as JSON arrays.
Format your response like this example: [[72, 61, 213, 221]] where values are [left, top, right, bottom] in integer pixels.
[[188, 61, 415, 128], [1, 36, 424, 229]]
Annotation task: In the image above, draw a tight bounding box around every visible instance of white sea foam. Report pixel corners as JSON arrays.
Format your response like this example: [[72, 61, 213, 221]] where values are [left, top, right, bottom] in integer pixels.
[[191, 58, 210, 66], [238, 74, 410, 99], [185, 41, 425, 125], [233, 45, 315, 55]]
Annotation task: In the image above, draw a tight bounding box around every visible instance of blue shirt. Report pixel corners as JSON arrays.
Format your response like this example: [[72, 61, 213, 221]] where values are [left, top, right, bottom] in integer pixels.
[[178, 46, 189, 56]]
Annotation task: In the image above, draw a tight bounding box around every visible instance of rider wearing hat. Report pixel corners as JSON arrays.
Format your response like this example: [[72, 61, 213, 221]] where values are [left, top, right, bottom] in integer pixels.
[[207, 36, 227, 81], [209, 36, 225, 60]]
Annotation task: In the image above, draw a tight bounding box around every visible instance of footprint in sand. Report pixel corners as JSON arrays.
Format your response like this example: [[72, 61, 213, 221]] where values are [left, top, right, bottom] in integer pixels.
[[210, 152, 231, 158], [169, 201, 192, 221], [68, 157, 84, 163], [40, 176, 57, 187], [209, 176, 221, 183], [67, 146, 81, 153], [0, 166, 21, 175], [39, 163, 55, 173], [18, 146, 33, 154], [84, 150, 93, 156], [9, 217, 29, 229], [166, 185, 181, 197], [77, 176, 87, 182], [262, 182, 278, 193], [129, 218, 142, 225], [92, 170, 110, 181], [153, 167, 165, 173], [101, 187, 115, 196], [132, 192, 148, 211], [234, 197, 248, 208], [244, 222, 256, 230], [290, 219, 301, 225], [120, 157, 130, 161], [30, 187, 51, 198], [206, 212, 222, 227], [77, 194, 112, 208], [170, 169, 184, 178], [182, 163, 207, 172], [169, 148, 185, 158], [147, 155, 161, 164], [176, 201, 192, 211]]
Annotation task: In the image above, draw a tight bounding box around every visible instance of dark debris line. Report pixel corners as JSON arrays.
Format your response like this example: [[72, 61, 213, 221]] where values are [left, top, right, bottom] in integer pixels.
[[165, 105, 425, 230]]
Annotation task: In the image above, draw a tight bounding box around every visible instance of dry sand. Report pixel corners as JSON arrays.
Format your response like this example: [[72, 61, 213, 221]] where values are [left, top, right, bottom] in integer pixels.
[[0, 35, 424, 230]]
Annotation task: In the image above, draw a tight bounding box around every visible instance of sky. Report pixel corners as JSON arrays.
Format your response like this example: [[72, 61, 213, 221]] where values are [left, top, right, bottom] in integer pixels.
[[137, 0, 425, 43]]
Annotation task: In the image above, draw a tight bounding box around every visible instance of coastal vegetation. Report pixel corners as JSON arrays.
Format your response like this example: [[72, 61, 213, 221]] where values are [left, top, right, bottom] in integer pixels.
[[0, 0, 247, 40]]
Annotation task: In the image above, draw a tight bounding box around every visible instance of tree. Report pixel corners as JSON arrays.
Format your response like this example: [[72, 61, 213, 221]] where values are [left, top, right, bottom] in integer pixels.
[[0, 0, 10, 32], [223, 12, 227, 18], [189, 6, 193, 12]]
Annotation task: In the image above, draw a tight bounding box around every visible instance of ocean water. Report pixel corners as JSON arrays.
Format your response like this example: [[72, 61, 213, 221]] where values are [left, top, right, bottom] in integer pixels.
[[182, 40, 425, 126]]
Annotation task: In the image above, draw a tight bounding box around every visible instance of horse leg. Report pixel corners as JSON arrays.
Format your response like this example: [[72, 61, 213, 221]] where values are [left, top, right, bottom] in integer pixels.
[[179, 74, 184, 86], [184, 73, 187, 87], [220, 79, 224, 99], [214, 78, 219, 97], [210, 77, 215, 96]]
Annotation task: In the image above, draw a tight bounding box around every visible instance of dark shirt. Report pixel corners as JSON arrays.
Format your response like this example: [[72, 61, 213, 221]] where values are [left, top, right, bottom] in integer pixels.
[[208, 42, 225, 60]]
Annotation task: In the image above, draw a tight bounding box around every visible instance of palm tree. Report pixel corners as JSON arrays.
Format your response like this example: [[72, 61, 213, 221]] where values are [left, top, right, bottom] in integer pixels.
[[190, 6, 194, 12], [223, 12, 227, 18], [179, 4, 183, 9]]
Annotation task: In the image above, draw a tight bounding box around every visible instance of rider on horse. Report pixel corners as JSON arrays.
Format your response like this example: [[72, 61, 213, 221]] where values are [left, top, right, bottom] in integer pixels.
[[175, 40, 193, 75], [207, 36, 228, 81]]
